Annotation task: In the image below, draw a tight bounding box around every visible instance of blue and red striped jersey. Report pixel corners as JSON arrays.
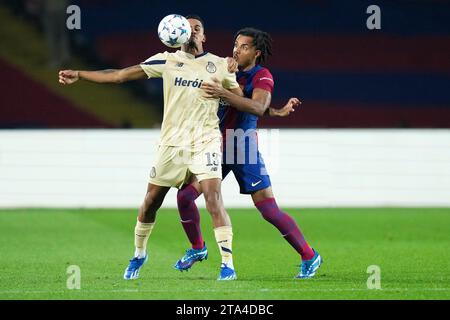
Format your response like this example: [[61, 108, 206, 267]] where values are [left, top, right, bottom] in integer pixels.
[[218, 64, 274, 133]]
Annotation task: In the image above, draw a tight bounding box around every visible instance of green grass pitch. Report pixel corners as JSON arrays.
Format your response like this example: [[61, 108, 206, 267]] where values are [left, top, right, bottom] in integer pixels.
[[0, 208, 449, 300]]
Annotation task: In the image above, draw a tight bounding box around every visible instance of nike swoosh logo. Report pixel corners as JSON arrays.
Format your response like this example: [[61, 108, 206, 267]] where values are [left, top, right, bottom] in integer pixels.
[[251, 180, 262, 187], [181, 254, 195, 263]]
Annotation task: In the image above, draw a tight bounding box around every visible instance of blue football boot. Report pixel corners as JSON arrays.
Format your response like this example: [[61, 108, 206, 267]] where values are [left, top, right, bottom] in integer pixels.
[[123, 255, 148, 280], [296, 249, 322, 279], [217, 263, 237, 281], [174, 244, 208, 271]]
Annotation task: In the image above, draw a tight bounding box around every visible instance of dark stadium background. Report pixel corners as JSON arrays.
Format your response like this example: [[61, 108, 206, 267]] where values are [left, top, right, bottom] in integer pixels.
[[1, 0, 450, 129]]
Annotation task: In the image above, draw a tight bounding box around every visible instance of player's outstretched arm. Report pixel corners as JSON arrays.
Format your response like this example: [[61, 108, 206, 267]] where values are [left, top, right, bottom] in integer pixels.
[[267, 98, 301, 117], [59, 65, 147, 85], [202, 78, 270, 117]]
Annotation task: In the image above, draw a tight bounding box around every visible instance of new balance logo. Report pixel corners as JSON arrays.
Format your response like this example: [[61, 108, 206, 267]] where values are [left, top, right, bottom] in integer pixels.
[[221, 246, 232, 254]]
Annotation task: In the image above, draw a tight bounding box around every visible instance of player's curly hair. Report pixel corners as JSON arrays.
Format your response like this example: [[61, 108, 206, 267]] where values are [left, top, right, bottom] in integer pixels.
[[234, 27, 273, 65]]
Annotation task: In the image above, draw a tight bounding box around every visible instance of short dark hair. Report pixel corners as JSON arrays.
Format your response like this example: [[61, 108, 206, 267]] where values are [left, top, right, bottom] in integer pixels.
[[185, 14, 205, 29], [234, 27, 273, 65]]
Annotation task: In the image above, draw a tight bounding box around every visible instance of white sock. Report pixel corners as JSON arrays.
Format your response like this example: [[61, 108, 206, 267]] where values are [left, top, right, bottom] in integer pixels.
[[214, 226, 234, 270], [223, 261, 234, 270], [134, 219, 154, 258], [134, 248, 147, 259]]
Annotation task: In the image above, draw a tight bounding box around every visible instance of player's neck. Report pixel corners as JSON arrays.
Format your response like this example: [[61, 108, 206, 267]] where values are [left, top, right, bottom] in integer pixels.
[[183, 44, 204, 57], [241, 62, 256, 72], [185, 48, 203, 56]]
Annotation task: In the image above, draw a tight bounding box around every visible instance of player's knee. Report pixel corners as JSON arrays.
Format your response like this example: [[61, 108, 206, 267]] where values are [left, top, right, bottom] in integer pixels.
[[177, 188, 192, 208]]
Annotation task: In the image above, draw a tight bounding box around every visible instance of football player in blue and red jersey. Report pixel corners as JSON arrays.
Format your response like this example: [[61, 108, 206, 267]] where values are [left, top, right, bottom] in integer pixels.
[[174, 27, 322, 279]]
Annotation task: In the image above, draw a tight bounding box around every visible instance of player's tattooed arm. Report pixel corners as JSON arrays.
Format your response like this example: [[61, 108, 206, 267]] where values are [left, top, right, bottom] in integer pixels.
[[202, 78, 270, 117], [59, 65, 147, 85], [266, 98, 301, 117]]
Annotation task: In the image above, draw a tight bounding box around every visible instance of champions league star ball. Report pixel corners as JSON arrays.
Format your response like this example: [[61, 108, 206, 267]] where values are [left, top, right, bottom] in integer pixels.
[[158, 14, 192, 48]]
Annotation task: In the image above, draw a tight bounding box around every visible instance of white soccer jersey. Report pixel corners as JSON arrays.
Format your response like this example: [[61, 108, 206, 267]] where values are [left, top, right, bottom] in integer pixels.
[[140, 50, 239, 151]]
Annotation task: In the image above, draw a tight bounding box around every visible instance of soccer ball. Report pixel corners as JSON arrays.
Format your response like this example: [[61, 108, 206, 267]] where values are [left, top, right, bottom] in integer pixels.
[[157, 14, 192, 48]]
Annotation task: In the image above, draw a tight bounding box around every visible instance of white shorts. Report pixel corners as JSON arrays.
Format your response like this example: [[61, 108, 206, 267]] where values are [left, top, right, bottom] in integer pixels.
[[148, 139, 222, 188]]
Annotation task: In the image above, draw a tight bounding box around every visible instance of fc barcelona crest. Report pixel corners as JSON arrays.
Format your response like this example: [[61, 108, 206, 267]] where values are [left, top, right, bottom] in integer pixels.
[[206, 61, 217, 73]]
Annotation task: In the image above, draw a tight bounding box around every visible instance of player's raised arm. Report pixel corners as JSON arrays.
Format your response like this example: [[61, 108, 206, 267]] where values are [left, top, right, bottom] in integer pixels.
[[58, 65, 147, 85]]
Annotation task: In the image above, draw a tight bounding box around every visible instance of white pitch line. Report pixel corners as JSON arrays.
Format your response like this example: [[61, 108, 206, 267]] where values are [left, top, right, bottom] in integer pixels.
[[0, 288, 449, 294]]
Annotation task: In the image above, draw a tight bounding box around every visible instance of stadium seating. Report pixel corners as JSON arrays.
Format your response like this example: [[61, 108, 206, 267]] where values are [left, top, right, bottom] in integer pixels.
[[2, 0, 450, 128], [0, 58, 109, 128], [79, 0, 450, 128]]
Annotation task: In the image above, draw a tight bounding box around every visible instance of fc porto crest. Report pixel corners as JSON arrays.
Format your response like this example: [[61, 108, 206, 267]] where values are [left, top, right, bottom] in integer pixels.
[[206, 61, 217, 73]]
